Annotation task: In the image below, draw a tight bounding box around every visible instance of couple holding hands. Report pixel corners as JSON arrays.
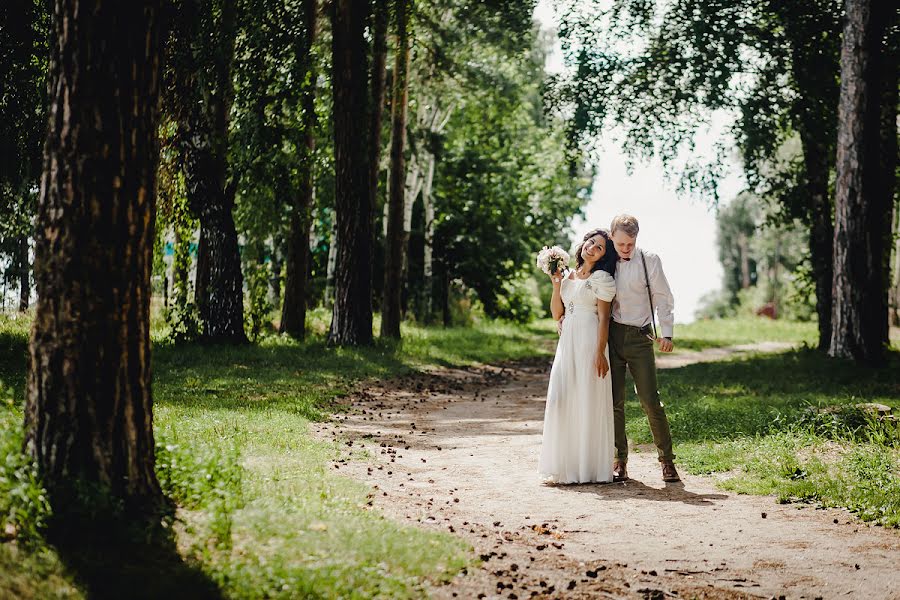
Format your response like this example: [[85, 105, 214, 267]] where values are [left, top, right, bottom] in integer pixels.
[[539, 214, 680, 485]]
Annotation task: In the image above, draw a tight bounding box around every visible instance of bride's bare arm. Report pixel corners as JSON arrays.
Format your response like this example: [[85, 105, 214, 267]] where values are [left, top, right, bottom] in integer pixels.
[[595, 299, 611, 377], [550, 271, 565, 321]]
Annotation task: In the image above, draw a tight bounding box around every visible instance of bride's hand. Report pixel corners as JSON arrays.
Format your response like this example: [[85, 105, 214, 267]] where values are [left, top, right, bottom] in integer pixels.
[[595, 354, 609, 379], [549, 269, 563, 286]]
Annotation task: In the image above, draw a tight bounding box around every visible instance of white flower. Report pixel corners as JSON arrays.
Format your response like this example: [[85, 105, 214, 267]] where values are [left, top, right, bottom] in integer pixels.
[[536, 245, 570, 275]]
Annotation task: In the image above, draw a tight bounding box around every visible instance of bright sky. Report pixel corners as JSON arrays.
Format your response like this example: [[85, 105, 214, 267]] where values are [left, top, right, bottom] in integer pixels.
[[534, 0, 744, 324]]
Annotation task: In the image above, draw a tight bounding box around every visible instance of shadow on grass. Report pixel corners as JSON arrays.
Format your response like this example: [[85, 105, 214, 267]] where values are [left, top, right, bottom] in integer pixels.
[[50, 524, 221, 600], [622, 348, 900, 445]]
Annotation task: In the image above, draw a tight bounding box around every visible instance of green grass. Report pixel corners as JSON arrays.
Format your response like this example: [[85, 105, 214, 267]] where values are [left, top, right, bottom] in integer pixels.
[[622, 344, 900, 526], [0, 311, 556, 599], [672, 317, 818, 351]]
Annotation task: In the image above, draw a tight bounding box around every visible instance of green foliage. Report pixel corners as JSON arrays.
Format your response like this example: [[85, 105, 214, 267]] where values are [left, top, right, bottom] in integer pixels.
[[390, 1, 589, 321], [493, 275, 543, 324], [0, 384, 50, 545], [157, 118, 204, 343], [550, 0, 841, 215], [155, 435, 243, 551], [243, 262, 274, 342], [705, 191, 815, 320], [0, 2, 48, 300]]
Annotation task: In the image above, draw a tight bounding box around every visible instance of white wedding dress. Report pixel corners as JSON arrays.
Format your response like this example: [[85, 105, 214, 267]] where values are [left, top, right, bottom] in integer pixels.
[[539, 269, 616, 484]]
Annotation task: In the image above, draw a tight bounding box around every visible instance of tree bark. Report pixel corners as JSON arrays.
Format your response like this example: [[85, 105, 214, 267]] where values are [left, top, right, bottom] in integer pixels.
[[382, 0, 412, 338], [829, 0, 893, 364], [25, 0, 166, 518], [175, 0, 247, 344], [328, 0, 373, 346], [325, 216, 337, 306], [280, 0, 319, 339], [422, 150, 436, 322]]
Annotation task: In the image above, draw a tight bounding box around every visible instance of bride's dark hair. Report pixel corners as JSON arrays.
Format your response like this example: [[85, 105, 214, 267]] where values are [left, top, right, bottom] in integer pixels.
[[574, 228, 618, 277]]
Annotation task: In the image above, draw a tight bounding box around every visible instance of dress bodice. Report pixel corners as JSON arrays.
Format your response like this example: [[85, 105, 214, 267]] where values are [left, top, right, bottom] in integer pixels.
[[561, 269, 616, 316]]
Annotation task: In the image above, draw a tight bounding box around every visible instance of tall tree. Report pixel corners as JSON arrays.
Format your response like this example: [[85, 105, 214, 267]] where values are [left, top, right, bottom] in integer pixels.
[[382, 0, 413, 338], [280, 0, 320, 338], [828, 0, 896, 364], [328, 0, 374, 345], [25, 0, 166, 518], [169, 0, 247, 343]]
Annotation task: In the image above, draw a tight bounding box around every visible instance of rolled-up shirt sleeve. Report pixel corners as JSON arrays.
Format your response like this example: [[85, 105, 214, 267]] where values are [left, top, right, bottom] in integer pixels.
[[650, 254, 675, 338]]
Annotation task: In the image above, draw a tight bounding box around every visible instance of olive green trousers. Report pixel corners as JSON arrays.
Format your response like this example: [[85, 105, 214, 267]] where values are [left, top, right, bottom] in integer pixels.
[[609, 320, 675, 463]]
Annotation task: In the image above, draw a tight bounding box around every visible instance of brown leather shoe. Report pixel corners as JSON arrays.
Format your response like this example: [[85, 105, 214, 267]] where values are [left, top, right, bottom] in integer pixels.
[[613, 461, 628, 482], [661, 461, 680, 482]]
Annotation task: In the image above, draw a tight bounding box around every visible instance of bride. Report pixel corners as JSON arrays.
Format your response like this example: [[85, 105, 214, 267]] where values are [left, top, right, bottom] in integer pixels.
[[539, 228, 618, 484]]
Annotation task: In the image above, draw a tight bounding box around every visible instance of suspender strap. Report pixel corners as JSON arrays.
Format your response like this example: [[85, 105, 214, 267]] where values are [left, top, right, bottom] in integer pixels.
[[640, 250, 658, 340]]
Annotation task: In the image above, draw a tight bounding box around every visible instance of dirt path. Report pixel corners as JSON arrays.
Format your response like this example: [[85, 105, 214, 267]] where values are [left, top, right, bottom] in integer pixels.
[[318, 345, 899, 599]]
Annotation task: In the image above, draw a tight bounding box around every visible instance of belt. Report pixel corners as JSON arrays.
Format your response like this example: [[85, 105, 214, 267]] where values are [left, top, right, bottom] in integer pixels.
[[612, 321, 653, 336]]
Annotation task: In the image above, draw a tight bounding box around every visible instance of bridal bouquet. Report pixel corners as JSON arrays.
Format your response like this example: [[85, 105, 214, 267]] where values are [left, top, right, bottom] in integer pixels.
[[536, 245, 570, 276]]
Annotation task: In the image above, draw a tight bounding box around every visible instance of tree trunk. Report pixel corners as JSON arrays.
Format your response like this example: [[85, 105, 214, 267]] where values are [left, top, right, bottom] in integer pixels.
[[422, 151, 436, 322], [737, 232, 750, 289], [280, 0, 319, 339], [25, 0, 166, 519], [798, 129, 835, 351], [328, 0, 373, 346], [381, 0, 412, 339], [829, 0, 893, 364], [16, 233, 30, 312], [325, 216, 337, 306], [176, 0, 247, 344], [400, 151, 422, 314]]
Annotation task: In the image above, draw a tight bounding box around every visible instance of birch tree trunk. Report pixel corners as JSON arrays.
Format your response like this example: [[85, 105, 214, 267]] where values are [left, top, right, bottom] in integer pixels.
[[422, 151, 436, 322]]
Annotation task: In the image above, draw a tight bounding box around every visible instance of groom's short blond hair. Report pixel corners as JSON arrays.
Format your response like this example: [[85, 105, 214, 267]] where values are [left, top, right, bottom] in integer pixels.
[[610, 214, 640, 237]]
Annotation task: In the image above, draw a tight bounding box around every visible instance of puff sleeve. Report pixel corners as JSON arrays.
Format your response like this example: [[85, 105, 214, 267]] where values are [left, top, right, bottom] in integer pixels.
[[585, 270, 616, 302]]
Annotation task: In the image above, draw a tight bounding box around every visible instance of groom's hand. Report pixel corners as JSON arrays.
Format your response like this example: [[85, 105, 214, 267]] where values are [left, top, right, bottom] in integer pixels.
[[658, 337, 674, 353]]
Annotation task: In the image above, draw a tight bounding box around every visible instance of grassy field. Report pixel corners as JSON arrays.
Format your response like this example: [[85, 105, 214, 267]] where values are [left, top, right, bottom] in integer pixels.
[[0, 312, 555, 599], [1, 312, 898, 598], [622, 333, 900, 526], [671, 317, 818, 351]]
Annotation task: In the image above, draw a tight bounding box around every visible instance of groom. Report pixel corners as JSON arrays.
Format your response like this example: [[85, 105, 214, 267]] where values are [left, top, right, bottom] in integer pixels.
[[608, 214, 680, 483]]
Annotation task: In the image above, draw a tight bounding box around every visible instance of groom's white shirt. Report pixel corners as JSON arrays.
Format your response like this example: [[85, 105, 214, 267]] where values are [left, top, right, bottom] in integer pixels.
[[611, 247, 675, 338]]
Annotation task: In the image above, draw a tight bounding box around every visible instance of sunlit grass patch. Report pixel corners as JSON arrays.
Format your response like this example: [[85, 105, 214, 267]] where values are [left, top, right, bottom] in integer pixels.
[[674, 317, 817, 351]]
